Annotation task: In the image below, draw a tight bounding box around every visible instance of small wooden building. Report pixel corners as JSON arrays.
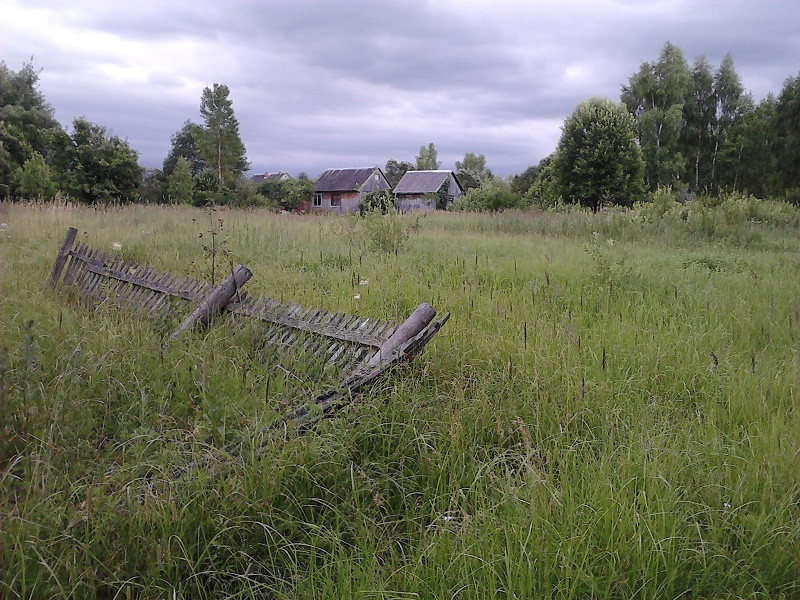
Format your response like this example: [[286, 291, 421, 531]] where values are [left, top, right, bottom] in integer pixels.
[[394, 170, 464, 212], [311, 167, 391, 213]]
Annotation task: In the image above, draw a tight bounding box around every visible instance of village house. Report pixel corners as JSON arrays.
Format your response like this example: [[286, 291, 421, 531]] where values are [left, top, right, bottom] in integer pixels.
[[393, 170, 464, 212], [250, 171, 292, 184], [310, 167, 391, 213]]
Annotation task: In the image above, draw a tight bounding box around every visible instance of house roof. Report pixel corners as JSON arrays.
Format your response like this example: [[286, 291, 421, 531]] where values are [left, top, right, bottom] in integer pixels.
[[251, 171, 290, 183], [314, 167, 383, 192], [394, 170, 455, 194]]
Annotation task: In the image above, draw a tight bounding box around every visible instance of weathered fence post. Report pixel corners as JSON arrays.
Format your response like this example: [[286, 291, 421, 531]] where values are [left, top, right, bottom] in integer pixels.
[[47, 227, 78, 289], [367, 302, 436, 367], [166, 264, 252, 343]]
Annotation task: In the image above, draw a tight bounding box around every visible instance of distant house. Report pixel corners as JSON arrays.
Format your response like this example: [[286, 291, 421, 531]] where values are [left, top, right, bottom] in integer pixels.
[[394, 170, 464, 212], [311, 167, 391, 213], [250, 171, 292, 184]]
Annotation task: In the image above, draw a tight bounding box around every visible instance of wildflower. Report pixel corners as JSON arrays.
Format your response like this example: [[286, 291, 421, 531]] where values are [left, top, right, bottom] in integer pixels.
[[111, 242, 122, 251]]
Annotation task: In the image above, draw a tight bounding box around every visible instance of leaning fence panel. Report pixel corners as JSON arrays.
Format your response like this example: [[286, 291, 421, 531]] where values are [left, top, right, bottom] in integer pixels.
[[48, 226, 449, 427]]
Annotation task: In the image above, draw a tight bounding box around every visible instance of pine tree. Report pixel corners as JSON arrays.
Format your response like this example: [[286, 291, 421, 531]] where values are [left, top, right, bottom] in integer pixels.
[[166, 156, 194, 204], [198, 84, 248, 187]]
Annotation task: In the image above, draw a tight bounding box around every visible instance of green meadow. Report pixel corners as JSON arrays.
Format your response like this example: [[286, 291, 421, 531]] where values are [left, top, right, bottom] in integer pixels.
[[1, 200, 798, 598]]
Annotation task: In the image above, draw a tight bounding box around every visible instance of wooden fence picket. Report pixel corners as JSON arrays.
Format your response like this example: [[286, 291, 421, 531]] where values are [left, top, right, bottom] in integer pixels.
[[48, 227, 449, 425]]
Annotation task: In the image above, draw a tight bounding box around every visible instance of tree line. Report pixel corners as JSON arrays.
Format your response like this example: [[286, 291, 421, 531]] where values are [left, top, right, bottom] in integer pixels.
[[1, 62, 141, 203], [525, 42, 800, 211], [3, 43, 798, 211]]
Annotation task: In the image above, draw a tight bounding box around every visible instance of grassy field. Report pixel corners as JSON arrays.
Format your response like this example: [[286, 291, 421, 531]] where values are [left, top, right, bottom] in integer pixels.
[[1, 200, 798, 598]]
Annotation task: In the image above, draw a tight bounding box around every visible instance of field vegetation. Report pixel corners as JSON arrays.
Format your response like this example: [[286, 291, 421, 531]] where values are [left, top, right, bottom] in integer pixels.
[[1, 198, 798, 598]]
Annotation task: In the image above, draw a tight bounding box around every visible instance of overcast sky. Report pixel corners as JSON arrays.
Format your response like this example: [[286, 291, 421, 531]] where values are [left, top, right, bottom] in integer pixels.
[[3, 0, 799, 177]]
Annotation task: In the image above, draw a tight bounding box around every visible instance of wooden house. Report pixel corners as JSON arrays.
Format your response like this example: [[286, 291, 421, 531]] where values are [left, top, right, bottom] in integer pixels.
[[394, 170, 464, 212], [250, 171, 292, 183], [311, 167, 391, 213]]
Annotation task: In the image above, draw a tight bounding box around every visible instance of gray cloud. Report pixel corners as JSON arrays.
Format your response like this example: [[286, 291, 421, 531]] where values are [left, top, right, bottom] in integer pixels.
[[3, 0, 799, 177]]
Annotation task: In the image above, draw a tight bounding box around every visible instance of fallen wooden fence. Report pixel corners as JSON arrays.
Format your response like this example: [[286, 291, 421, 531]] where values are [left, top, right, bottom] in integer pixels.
[[49, 227, 449, 425]]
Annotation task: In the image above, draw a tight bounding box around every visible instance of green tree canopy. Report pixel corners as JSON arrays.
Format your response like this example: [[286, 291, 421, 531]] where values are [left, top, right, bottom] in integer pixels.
[[681, 56, 716, 192], [775, 73, 800, 191], [450, 179, 521, 212], [15, 151, 57, 200], [510, 163, 541, 196], [163, 120, 207, 177], [384, 159, 415, 187], [710, 53, 747, 191], [0, 61, 65, 197], [552, 98, 645, 212], [621, 41, 691, 190], [55, 118, 142, 204], [198, 83, 248, 187], [166, 157, 193, 204], [455, 152, 492, 183], [415, 142, 440, 170]]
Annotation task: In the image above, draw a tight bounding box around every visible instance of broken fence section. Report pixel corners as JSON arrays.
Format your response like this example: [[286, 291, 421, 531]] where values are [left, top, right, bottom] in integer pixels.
[[48, 227, 449, 425]]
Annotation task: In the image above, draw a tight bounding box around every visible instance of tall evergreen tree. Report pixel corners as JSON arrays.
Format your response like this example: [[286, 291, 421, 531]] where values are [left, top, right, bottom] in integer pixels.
[[197, 83, 248, 187], [165, 156, 194, 204]]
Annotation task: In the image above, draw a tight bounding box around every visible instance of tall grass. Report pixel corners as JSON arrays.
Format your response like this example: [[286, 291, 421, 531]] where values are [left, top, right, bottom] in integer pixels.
[[1, 201, 798, 598]]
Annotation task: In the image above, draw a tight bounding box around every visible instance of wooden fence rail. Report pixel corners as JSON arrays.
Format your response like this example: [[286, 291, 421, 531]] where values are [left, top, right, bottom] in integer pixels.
[[49, 227, 449, 425]]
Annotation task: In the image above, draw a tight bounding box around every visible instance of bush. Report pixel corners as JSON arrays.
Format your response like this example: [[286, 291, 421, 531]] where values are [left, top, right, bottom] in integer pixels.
[[449, 180, 523, 212], [359, 189, 397, 215], [552, 98, 645, 211], [339, 207, 408, 253], [14, 151, 58, 200], [524, 161, 561, 209]]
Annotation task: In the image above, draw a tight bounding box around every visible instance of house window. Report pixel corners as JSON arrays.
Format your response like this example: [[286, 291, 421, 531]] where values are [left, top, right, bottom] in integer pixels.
[[312, 193, 322, 207], [330, 193, 342, 208]]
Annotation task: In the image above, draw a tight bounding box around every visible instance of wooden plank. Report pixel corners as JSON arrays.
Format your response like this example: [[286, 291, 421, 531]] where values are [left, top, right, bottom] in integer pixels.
[[62, 242, 85, 286], [48, 227, 78, 288], [367, 303, 436, 367], [167, 264, 253, 342], [80, 259, 200, 301]]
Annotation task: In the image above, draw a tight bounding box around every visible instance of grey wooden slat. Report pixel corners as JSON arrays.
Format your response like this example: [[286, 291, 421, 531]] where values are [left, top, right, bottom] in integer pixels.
[[80, 261, 198, 301], [327, 341, 350, 365], [63, 244, 84, 286], [48, 227, 78, 288], [54, 238, 439, 393]]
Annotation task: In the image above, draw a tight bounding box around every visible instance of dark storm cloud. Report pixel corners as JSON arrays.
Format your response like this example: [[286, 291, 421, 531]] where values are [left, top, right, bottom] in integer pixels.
[[3, 0, 799, 177]]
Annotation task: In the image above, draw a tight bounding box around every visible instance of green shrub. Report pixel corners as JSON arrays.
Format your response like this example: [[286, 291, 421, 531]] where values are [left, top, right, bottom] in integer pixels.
[[359, 189, 397, 215], [339, 207, 408, 253], [449, 180, 523, 212]]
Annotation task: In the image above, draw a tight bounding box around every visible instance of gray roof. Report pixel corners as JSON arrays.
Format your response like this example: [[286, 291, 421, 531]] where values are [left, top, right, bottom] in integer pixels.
[[314, 167, 385, 192], [251, 171, 290, 183], [394, 170, 454, 194]]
